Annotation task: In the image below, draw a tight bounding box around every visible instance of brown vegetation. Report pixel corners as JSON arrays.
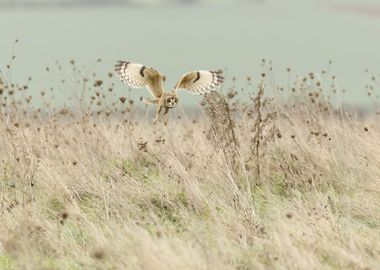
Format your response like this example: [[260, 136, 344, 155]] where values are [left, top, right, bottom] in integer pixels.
[[0, 56, 379, 269]]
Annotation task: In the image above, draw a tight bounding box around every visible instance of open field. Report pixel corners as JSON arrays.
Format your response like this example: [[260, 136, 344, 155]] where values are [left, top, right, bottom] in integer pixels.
[[0, 60, 380, 269]]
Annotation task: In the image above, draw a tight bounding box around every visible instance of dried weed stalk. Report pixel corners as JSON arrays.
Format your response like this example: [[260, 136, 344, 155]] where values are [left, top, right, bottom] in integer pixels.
[[247, 81, 280, 180], [201, 91, 240, 172]]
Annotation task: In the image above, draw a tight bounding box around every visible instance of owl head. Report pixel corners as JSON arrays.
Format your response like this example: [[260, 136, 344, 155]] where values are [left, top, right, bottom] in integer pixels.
[[165, 92, 178, 108]]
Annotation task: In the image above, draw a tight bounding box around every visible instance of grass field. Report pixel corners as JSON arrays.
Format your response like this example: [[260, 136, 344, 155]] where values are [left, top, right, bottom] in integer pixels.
[[0, 59, 379, 269]]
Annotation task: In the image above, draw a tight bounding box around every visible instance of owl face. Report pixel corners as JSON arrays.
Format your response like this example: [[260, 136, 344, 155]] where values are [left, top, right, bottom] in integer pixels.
[[165, 94, 178, 108]]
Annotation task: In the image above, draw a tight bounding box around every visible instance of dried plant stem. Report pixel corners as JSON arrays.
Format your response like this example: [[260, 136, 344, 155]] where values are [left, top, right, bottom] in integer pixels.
[[253, 80, 265, 179], [201, 91, 240, 173]]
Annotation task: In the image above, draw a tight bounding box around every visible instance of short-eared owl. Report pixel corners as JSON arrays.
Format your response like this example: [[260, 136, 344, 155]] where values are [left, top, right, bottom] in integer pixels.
[[114, 60, 224, 125]]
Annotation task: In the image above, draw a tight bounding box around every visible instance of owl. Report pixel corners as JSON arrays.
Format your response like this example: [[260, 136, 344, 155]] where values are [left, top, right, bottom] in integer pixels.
[[114, 60, 224, 125]]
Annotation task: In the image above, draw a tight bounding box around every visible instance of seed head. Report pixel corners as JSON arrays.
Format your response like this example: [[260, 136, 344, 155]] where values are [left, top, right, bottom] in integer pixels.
[[94, 80, 103, 87]]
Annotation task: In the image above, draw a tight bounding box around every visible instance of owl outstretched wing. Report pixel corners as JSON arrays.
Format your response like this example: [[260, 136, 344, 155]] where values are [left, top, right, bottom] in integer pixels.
[[174, 70, 224, 95], [114, 61, 165, 98]]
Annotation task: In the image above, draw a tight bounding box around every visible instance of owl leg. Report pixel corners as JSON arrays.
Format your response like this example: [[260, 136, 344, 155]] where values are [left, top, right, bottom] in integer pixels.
[[153, 106, 162, 124], [163, 107, 170, 126], [143, 98, 158, 105]]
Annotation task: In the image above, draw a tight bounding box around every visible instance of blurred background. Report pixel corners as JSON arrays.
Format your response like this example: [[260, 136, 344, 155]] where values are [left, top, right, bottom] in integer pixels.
[[0, 0, 379, 106]]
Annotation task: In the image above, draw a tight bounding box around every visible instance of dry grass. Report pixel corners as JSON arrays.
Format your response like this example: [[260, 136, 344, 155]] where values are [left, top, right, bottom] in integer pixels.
[[0, 57, 379, 269]]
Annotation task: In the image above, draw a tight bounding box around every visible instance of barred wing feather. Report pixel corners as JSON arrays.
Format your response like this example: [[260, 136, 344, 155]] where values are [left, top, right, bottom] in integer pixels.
[[114, 61, 165, 98], [174, 70, 224, 95]]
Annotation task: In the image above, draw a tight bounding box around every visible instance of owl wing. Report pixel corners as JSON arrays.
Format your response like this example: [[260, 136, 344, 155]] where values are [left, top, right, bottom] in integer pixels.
[[174, 70, 224, 95], [114, 61, 165, 98]]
